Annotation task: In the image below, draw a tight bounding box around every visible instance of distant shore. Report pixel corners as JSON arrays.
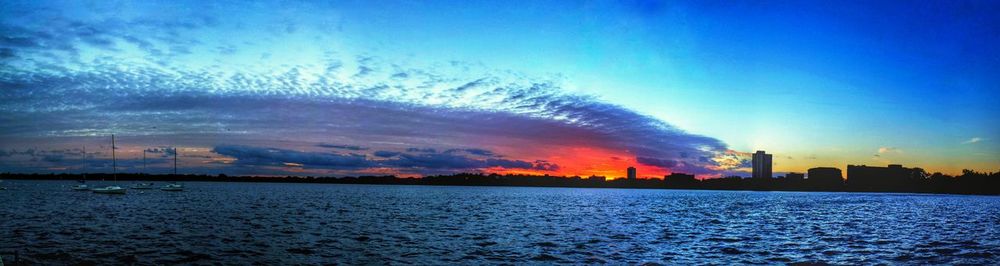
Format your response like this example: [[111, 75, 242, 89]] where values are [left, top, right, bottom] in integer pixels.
[[3, 172, 998, 195]]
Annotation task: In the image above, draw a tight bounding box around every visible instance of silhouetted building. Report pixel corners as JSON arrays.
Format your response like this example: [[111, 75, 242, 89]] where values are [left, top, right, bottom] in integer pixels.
[[807, 167, 843, 190], [664, 172, 696, 182], [587, 175, 606, 183], [785, 172, 804, 180], [664, 172, 697, 188], [752, 150, 772, 178], [847, 164, 922, 191], [627, 167, 637, 181], [808, 167, 842, 181]]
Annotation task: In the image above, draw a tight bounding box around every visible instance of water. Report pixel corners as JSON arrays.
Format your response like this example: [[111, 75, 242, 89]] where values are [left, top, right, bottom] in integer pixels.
[[2, 180, 999, 265]]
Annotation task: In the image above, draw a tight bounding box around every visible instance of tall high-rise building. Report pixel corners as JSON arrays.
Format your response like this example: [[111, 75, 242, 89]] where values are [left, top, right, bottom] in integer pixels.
[[752, 150, 772, 179], [627, 166, 637, 181]]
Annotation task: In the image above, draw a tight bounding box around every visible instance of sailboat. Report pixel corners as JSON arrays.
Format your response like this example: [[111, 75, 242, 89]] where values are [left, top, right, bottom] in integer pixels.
[[72, 179, 90, 191], [132, 182, 154, 189], [72, 146, 91, 191], [161, 147, 184, 192], [132, 149, 154, 189], [93, 134, 126, 194], [161, 183, 184, 191]]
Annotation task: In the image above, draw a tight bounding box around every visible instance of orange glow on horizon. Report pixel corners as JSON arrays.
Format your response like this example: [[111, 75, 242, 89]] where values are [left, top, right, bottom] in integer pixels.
[[489, 146, 673, 179]]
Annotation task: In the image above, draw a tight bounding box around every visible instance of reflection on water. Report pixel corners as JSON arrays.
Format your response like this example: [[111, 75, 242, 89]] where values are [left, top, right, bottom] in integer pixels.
[[1, 180, 999, 264]]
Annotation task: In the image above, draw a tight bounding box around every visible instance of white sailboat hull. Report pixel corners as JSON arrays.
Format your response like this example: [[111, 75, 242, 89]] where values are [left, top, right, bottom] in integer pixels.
[[92, 186, 127, 194], [161, 184, 184, 191], [132, 183, 155, 189]]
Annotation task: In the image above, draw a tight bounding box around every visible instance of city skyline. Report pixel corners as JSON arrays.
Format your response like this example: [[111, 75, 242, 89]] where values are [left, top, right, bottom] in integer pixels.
[[3, 2, 1000, 265], [0, 139, 972, 181], [1, 1, 999, 178]]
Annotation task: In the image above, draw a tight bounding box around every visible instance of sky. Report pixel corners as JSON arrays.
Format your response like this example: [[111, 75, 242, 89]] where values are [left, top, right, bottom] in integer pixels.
[[1, 0, 998, 178]]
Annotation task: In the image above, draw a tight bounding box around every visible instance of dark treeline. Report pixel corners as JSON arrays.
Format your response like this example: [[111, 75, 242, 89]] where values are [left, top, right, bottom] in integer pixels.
[[1, 170, 998, 195]]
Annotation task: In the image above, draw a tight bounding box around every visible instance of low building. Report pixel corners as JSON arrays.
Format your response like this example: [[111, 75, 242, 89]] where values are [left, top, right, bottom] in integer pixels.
[[847, 164, 921, 191], [587, 175, 606, 182], [808, 167, 842, 181], [785, 172, 805, 180], [664, 172, 698, 188], [807, 167, 844, 190], [664, 172, 696, 182]]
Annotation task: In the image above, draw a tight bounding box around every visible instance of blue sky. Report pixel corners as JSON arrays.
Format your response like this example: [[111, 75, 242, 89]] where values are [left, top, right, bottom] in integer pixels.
[[1, 0, 997, 176]]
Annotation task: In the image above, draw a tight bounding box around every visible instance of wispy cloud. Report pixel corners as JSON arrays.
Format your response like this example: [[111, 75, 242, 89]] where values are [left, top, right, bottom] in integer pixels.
[[878, 147, 902, 154], [316, 143, 368, 151], [212, 145, 370, 169], [962, 137, 983, 144]]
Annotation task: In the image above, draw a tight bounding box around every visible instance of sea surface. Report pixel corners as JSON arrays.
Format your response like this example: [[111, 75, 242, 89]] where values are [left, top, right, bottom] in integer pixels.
[[1, 180, 999, 265]]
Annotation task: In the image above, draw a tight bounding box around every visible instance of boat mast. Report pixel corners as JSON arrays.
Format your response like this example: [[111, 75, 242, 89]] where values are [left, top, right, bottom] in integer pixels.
[[111, 134, 117, 183], [82, 146, 87, 182], [143, 149, 147, 174], [173, 148, 177, 176]]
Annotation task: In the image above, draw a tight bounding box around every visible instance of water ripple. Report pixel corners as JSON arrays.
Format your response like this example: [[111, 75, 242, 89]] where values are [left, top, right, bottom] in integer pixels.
[[1, 181, 999, 264]]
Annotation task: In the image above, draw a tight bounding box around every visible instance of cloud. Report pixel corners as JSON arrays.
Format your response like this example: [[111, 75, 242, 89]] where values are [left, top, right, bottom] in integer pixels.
[[145, 147, 177, 157], [386, 150, 555, 171], [372, 150, 401, 158], [962, 137, 983, 144], [212, 145, 371, 169], [42, 154, 64, 162], [872, 147, 905, 164], [0, 146, 168, 173], [390, 153, 499, 169], [636, 157, 678, 168], [211, 145, 558, 174], [0, 1, 734, 176], [444, 148, 496, 157], [317, 143, 368, 151], [878, 147, 901, 154], [532, 160, 560, 171], [0, 148, 37, 157]]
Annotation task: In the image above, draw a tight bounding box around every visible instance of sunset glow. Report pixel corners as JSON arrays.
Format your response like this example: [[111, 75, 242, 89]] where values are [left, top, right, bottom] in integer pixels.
[[1, 0, 998, 178]]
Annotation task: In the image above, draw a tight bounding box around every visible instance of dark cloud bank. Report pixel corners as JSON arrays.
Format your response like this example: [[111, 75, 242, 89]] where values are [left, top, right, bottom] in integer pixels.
[[212, 145, 558, 173], [0, 63, 735, 175]]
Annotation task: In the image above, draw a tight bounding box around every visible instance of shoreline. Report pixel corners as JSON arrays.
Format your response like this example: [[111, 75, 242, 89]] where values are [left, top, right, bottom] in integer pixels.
[[3, 172, 998, 196]]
